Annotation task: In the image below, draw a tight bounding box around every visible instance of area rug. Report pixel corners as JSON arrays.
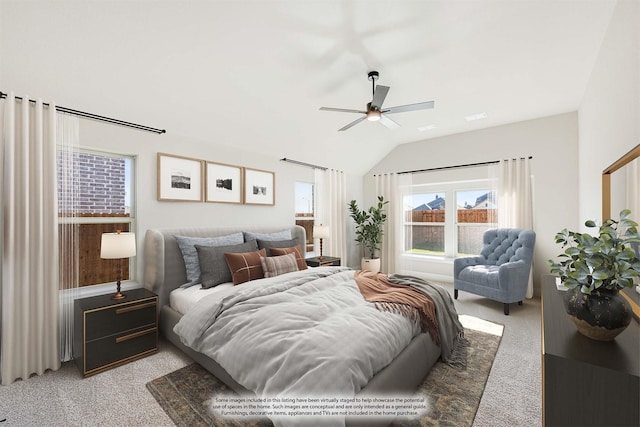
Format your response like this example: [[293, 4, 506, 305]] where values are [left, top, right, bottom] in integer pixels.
[[146, 315, 503, 427]]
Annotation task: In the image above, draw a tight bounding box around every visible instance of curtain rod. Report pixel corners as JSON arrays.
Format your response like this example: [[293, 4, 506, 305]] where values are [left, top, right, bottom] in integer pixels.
[[280, 157, 328, 170], [0, 91, 166, 135], [376, 156, 533, 176]]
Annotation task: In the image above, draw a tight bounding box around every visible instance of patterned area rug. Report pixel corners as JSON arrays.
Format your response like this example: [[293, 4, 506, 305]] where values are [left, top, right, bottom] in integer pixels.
[[147, 315, 503, 427]]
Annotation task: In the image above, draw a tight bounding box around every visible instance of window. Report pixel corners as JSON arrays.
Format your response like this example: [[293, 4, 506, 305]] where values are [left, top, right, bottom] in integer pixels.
[[58, 148, 136, 288], [403, 182, 496, 257], [294, 181, 315, 254]]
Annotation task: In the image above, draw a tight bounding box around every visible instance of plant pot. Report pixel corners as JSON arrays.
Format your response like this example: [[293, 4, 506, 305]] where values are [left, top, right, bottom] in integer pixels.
[[361, 258, 381, 273], [562, 287, 632, 341]]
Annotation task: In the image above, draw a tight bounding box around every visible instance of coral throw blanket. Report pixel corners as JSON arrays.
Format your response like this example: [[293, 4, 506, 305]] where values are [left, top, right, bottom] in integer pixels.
[[354, 270, 440, 344]]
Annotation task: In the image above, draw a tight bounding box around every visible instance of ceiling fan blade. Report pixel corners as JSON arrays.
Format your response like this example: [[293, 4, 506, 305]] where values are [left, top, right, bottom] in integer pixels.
[[379, 114, 401, 130], [371, 85, 390, 109], [338, 116, 366, 131], [383, 101, 435, 115], [320, 107, 367, 114]]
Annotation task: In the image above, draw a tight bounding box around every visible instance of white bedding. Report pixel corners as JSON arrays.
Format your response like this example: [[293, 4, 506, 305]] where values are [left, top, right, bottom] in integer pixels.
[[169, 283, 234, 315]]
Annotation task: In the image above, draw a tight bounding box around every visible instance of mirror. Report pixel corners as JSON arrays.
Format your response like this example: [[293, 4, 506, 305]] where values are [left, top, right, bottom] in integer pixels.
[[602, 144, 640, 221]]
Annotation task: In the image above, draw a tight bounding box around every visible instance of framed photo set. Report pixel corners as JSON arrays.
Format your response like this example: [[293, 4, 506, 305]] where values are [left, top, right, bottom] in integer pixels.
[[157, 152, 203, 202], [244, 168, 275, 206], [205, 161, 243, 204]]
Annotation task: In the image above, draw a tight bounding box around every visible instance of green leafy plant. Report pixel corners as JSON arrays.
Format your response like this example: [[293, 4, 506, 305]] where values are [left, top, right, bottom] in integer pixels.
[[549, 209, 640, 294], [348, 196, 389, 259]]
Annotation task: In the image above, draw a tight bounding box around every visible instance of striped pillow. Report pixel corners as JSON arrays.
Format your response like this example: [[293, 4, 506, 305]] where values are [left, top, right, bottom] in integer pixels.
[[224, 249, 266, 285], [260, 253, 299, 278], [269, 245, 308, 271]]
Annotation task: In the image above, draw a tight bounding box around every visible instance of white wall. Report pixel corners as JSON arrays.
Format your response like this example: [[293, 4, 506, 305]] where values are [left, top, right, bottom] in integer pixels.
[[578, 0, 639, 225], [364, 112, 579, 294], [77, 119, 361, 282]]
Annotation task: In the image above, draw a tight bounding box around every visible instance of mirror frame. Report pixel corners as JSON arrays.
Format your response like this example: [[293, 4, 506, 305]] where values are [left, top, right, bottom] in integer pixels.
[[602, 144, 640, 220]]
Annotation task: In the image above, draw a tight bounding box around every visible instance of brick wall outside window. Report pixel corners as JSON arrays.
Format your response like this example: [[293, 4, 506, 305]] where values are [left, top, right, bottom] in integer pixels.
[[57, 151, 126, 215]]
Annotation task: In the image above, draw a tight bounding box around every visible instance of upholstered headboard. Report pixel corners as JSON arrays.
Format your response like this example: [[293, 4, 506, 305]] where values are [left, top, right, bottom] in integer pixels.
[[143, 225, 306, 309]]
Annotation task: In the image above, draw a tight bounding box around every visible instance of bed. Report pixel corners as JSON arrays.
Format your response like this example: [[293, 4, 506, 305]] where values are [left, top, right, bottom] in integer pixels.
[[144, 225, 454, 427]]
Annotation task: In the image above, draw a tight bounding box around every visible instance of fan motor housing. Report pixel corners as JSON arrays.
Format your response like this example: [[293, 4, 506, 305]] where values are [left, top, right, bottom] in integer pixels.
[[367, 71, 379, 82]]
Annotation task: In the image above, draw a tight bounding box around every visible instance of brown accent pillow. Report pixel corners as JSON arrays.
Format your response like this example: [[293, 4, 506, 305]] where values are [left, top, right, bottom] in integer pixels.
[[224, 249, 267, 285], [260, 253, 299, 278], [270, 245, 308, 271]]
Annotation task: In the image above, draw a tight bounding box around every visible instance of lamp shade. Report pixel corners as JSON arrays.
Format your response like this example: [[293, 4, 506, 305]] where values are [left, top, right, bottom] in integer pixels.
[[313, 225, 330, 239], [100, 232, 137, 259]]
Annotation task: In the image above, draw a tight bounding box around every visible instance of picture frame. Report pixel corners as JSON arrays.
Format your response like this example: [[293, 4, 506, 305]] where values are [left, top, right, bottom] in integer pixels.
[[157, 152, 203, 202], [205, 161, 243, 204], [244, 168, 275, 206]]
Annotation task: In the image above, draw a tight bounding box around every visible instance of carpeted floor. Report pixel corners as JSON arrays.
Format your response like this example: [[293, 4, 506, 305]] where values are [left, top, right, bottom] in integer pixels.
[[146, 315, 503, 427]]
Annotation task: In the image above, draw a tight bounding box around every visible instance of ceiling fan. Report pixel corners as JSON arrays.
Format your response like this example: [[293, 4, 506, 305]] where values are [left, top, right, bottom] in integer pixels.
[[319, 71, 435, 131]]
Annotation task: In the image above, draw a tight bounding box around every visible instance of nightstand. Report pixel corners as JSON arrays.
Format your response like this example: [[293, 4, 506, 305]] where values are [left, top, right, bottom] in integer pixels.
[[306, 256, 341, 267], [74, 287, 158, 377]]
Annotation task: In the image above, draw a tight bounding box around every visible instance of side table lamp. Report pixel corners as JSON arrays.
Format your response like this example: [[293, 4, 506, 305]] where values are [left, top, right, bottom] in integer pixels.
[[313, 224, 330, 259], [100, 230, 137, 300]]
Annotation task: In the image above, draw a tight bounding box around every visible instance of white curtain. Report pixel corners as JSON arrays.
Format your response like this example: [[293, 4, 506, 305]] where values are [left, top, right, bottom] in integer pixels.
[[1, 93, 60, 385], [375, 173, 410, 273], [498, 157, 535, 298], [314, 168, 347, 260], [57, 113, 80, 362]]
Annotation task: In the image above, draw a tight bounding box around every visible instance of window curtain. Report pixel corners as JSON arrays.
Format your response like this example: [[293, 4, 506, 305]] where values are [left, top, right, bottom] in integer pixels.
[[1, 93, 60, 385], [314, 168, 346, 260], [57, 113, 80, 362], [375, 173, 412, 273], [498, 157, 535, 298]]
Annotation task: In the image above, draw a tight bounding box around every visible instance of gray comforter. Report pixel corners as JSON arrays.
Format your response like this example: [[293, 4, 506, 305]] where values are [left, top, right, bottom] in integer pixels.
[[174, 267, 458, 426]]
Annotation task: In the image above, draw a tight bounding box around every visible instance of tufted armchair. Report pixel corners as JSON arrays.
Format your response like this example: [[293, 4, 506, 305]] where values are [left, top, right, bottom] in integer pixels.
[[454, 228, 536, 315]]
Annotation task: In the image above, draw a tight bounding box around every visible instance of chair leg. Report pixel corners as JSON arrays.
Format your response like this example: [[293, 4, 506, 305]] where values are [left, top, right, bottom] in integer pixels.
[[454, 289, 458, 299], [504, 303, 510, 315], [518, 301, 523, 306]]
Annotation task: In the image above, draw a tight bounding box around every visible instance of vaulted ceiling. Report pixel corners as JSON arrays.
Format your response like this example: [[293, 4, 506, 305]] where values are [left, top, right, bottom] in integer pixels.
[[0, 1, 616, 174]]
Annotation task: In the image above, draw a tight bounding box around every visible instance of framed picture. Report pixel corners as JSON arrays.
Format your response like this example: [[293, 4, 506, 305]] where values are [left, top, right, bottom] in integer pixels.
[[244, 168, 275, 205], [157, 153, 203, 202], [205, 161, 243, 204]]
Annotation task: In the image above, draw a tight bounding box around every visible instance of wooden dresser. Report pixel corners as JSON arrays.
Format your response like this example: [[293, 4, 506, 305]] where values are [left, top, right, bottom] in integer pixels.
[[74, 287, 158, 377], [541, 275, 639, 426]]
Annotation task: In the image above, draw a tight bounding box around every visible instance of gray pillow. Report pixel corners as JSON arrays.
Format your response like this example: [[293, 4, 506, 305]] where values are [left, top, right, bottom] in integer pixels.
[[243, 229, 292, 242], [257, 238, 304, 256], [174, 233, 244, 287], [196, 240, 259, 289]]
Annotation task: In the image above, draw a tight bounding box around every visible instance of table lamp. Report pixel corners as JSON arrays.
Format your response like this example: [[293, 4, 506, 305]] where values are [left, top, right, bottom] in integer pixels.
[[100, 230, 136, 300], [313, 224, 330, 259]]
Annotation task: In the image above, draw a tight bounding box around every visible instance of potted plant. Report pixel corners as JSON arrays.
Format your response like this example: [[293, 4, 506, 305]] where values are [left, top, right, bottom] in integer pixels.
[[348, 196, 388, 273], [549, 209, 640, 341]]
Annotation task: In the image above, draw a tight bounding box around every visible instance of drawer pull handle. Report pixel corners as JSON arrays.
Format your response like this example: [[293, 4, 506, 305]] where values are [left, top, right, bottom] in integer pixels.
[[116, 301, 156, 315], [115, 328, 156, 344]]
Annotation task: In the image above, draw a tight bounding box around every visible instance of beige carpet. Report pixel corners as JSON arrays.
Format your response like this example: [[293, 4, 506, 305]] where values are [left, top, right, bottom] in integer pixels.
[[147, 315, 503, 427]]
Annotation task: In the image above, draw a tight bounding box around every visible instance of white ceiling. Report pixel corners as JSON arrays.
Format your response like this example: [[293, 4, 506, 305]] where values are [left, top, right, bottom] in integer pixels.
[[0, 1, 616, 175]]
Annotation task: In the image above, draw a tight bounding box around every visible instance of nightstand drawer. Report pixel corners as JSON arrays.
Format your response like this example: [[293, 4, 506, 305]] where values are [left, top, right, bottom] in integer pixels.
[[85, 299, 156, 341], [85, 326, 157, 372]]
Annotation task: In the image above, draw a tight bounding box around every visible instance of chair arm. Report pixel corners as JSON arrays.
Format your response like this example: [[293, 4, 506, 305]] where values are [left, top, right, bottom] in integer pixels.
[[498, 260, 529, 291], [454, 256, 486, 278]]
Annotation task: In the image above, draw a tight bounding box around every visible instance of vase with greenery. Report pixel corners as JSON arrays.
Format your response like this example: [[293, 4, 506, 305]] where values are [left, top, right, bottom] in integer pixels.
[[348, 196, 388, 272], [548, 209, 640, 340]]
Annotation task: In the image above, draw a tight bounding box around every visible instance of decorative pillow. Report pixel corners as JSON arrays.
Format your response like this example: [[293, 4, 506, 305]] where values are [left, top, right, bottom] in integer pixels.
[[269, 245, 308, 271], [260, 253, 299, 278], [174, 233, 244, 287], [243, 229, 292, 243], [224, 249, 267, 285], [257, 238, 303, 255], [196, 240, 258, 289]]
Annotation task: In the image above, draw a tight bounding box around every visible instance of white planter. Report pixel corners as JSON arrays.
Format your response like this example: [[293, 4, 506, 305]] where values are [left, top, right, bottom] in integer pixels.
[[361, 258, 381, 273]]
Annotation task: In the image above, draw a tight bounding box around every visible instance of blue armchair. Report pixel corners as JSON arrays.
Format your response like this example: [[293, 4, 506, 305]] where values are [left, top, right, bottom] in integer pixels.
[[454, 228, 535, 315]]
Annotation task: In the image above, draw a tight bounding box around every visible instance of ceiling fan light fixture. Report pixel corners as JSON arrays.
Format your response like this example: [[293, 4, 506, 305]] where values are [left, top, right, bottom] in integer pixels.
[[367, 109, 381, 121]]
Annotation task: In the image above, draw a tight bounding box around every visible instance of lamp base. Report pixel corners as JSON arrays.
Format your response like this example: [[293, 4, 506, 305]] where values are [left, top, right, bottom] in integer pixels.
[[111, 291, 126, 300]]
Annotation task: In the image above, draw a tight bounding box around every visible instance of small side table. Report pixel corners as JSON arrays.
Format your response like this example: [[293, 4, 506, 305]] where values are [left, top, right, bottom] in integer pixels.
[[74, 287, 158, 377], [306, 256, 341, 267]]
